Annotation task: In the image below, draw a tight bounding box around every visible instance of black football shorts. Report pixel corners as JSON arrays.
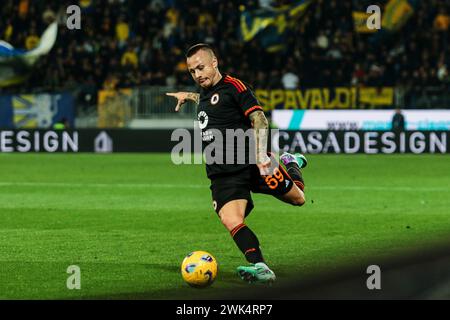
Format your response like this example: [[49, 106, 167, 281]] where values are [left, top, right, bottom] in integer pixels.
[[209, 160, 295, 217]]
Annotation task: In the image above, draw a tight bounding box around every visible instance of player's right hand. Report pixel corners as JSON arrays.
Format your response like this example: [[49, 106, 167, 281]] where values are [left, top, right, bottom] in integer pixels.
[[166, 92, 188, 112]]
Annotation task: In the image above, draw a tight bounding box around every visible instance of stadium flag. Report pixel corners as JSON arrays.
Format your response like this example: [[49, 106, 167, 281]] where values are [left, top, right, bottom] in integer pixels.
[[240, 0, 313, 52], [0, 22, 58, 87], [381, 0, 415, 31]]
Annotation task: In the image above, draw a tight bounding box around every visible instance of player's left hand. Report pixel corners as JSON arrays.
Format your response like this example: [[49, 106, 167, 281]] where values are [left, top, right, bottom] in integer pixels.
[[257, 154, 272, 176]]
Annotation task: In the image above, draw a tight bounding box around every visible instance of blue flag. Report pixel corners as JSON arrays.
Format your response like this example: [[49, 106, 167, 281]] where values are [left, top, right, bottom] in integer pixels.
[[0, 22, 58, 87]]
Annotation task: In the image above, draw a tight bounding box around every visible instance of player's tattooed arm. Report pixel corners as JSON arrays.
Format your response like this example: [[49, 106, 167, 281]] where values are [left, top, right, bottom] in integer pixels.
[[249, 110, 271, 175], [186, 92, 200, 105], [166, 92, 200, 112]]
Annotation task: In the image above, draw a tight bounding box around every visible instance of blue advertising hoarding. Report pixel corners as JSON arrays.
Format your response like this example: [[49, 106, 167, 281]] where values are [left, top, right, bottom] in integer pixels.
[[0, 93, 74, 129]]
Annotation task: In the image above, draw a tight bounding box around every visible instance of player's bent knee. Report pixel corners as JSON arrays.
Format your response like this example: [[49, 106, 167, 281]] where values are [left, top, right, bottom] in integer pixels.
[[218, 199, 247, 231], [291, 193, 306, 206], [292, 197, 305, 206], [219, 209, 244, 231], [220, 215, 244, 231]]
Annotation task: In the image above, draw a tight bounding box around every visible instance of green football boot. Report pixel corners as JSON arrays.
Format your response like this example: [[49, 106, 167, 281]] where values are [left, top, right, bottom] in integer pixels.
[[237, 262, 276, 284], [280, 152, 308, 169]]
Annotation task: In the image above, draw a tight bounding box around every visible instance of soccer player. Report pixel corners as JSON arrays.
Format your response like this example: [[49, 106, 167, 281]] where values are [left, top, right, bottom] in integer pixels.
[[166, 43, 307, 283]]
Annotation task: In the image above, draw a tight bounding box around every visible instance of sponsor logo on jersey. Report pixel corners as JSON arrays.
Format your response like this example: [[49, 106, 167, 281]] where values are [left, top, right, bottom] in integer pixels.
[[198, 111, 209, 130]]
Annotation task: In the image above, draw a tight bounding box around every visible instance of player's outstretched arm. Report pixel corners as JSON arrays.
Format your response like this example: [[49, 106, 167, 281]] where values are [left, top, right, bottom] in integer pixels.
[[166, 92, 200, 112], [249, 110, 271, 176]]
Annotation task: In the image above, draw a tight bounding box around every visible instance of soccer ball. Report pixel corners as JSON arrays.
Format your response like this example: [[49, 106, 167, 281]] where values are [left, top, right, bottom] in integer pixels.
[[181, 251, 218, 288]]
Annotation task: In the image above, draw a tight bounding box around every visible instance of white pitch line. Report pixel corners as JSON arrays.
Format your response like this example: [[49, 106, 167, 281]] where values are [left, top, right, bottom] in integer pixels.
[[0, 182, 448, 192], [0, 182, 203, 189], [315, 186, 449, 192]]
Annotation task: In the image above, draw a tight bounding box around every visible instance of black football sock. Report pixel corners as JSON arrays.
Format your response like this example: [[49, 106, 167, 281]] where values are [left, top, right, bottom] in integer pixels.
[[230, 223, 264, 264], [284, 162, 305, 191]]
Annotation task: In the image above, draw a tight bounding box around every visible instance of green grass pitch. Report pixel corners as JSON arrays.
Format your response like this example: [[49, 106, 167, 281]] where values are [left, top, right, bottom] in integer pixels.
[[0, 153, 449, 299]]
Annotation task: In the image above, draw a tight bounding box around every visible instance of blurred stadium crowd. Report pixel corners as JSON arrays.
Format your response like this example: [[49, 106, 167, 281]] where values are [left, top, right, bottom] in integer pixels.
[[0, 0, 448, 95]]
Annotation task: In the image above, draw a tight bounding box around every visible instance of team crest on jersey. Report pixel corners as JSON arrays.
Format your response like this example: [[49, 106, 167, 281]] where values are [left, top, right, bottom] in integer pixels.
[[210, 93, 219, 105]]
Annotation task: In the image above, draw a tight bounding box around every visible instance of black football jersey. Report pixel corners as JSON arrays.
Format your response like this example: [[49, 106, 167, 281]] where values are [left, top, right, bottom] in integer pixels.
[[197, 74, 263, 179]]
